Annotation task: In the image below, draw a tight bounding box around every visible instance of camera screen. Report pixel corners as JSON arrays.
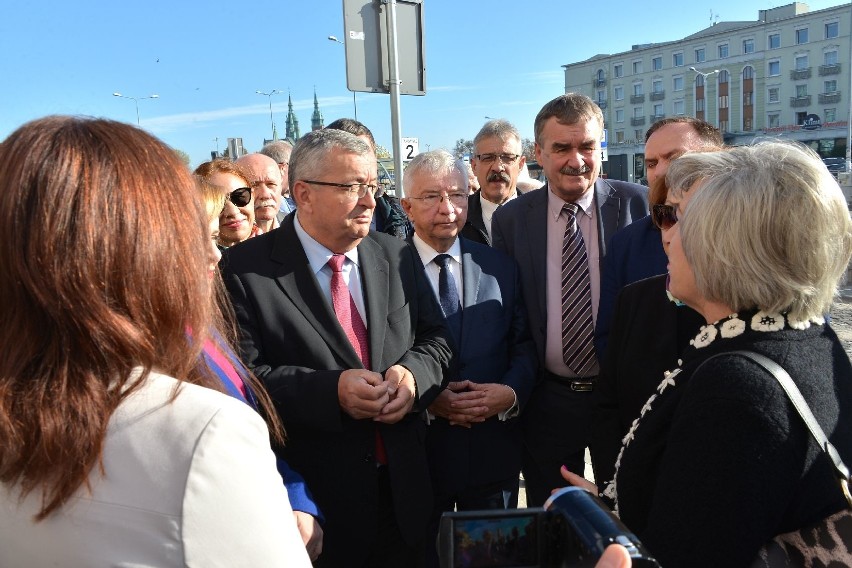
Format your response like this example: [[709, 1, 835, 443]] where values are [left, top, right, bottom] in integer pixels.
[[448, 511, 541, 568]]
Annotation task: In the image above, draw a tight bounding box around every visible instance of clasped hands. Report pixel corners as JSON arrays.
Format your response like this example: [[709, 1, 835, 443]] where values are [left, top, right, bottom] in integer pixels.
[[428, 380, 514, 428], [338, 365, 415, 424]]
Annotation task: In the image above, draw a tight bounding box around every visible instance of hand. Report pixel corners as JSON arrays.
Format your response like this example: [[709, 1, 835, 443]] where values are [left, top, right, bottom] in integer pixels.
[[597, 544, 632, 568], [375, 365, 416, 424], [293, 511, 323, 561], [338, 369, 389, 419], [558, 465, 598, 494], [428, 380, 484, 428], [456, 382, 515, 420]]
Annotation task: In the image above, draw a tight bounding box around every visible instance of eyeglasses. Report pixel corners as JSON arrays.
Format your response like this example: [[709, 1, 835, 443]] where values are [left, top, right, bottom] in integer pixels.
[[651, 204, 679, 230], [228, 187, 253, 207], [474, 153, 520, 164], [301, 180, 379, 199], [408, 192, 468, 208]]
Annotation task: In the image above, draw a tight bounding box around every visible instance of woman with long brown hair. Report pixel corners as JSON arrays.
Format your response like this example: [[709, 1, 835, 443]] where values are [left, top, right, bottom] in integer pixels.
[[0, 116, 310, 566], [195, 158, 260, 247]]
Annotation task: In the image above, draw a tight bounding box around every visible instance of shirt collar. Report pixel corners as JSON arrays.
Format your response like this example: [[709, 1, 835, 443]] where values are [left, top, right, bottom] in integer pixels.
[[412, 233, 462, 267], [547, 183, 596, 221], [294, 212, 360, 274]]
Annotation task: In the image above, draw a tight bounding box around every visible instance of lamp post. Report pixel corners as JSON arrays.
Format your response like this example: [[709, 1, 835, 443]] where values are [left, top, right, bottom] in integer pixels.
[[256, 90, 282, 139], [112, 92, 159, 126], [328, 35, 358, 120], [688, 66, 720, 79]]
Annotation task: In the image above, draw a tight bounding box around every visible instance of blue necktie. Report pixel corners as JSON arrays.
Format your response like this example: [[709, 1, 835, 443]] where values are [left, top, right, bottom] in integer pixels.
[[434, 254, 462, 342]]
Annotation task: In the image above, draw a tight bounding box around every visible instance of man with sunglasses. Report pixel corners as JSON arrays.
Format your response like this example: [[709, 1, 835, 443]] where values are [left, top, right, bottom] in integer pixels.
[[491, 94, 649, 507], [589, 117, 721, 490], [462, 119, 529, 246], [221, 128, 452, 568]]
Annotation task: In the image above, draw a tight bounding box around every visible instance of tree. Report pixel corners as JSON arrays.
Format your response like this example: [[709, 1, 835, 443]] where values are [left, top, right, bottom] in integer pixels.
[[375, 144, 392, 159], [521, 138, 536, 161], [173, 148, 191, 167], [453, 138, 475, 158]]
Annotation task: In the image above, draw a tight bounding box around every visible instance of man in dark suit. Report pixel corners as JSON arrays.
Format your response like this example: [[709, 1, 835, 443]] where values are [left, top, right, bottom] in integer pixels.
[[594, 117, 723, 358], [491, 93, 648, 506], [399, 150, 537, 566], [461, 119, 528, 246], [221, 129, 452, 567]]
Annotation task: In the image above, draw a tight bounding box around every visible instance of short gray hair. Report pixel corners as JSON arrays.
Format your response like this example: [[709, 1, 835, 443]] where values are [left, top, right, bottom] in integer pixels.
[[534, 93, 603, 144], [667, 141, 852, 322], [402, 149, 467, 197], [289, 129, 372, 189], [259, 140, 293, 164], [473, 119, 522, 153]]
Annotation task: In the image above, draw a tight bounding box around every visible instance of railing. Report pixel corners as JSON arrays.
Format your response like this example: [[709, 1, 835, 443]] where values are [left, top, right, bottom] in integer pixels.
[[594, 78, 607, 87], [790, 68, 812, 80], [819, 92, 841, 104], [630, 116, 647, 126], [819, 63, 841, 76], [649, 114, 665, 122], [649, 91, 665, 101], [790, 95, 811, 107], [596, 100, 608, 109], [630, 94, 645, 104]]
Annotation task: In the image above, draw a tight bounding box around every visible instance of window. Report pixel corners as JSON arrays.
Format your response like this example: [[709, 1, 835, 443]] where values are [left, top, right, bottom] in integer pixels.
[[743, 39, 754, 54], [652, 56, 662, 71], [768, 113, 781, 128], [696, 74, 705, 87], [634, 129, 644, 140], [796, 28, 808, 45], [825, 51, 839, 66], [719, 70, 729, 84], [744, 92, 753, 105], [695, 48, 705, 63], [796, 84, 808, 98], [614, 86, 624, 100], [769, 60, 780, 76], [743, 66, 754, 80], [796, 111, 808, 125], [614, 64, 623, 78], [653, 103, 664, 116], [768, 87, 780, 103], [653, 80, 663, 93], [633, 60, 643, 74], [826, 22, 838, 39], [718, 44, 729, 58], [826, 108, 837, 122], [673, 52, 684, 67], [673, 76, 684, 91], [673, 100, 685, 115], [596, 90, 606, 103], [616, 109, 624, 123], [795, 55, 809, 70], [633, 107, 643, 119], [719, 95, 729, 108], [769, 33, 780, 49], [616, 130, 625, 143], [744, 117, 753, 131], [633, 83, 643, 96], [825, 80, 838, 93], [696, 99, 705, 112]]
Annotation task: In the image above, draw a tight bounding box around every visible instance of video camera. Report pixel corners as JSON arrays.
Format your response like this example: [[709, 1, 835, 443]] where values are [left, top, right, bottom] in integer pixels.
[[437, 486, 660, 567]]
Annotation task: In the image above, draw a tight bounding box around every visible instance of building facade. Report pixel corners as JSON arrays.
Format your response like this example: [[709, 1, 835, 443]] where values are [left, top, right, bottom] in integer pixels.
[[564, 2, 851, 183]]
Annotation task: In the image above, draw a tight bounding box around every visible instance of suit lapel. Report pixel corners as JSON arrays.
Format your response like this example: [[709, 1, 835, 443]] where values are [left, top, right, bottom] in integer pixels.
[[459, 241, 482, 355], [271, 218, 363, 369], [595, 179, 619, 265], [527, 187, 549, 326], [357, 236, 390, 371]]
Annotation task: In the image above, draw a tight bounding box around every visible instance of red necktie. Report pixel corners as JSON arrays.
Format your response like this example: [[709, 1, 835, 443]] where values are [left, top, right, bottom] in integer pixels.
[[328, 254, 386, 464]]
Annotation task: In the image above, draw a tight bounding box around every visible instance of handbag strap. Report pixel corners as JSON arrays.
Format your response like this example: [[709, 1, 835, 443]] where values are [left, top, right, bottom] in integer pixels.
[[707, 350, 851, 507]]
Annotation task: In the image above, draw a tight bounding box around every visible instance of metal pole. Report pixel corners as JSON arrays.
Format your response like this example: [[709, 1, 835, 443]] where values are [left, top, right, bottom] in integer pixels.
[[384, 0, 404, 195], [353, 91, 358, 120], [134, 99, 140, 126], [846, 0, 852, 172], [268, 97, 274, 137]]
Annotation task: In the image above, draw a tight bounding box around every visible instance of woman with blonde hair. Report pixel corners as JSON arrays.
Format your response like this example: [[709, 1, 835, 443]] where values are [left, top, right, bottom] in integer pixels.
[[0, 116, 309, 566]]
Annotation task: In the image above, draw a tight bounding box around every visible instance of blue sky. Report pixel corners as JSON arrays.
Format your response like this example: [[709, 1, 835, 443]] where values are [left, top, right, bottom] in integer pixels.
[[1, 0, 844, 168]]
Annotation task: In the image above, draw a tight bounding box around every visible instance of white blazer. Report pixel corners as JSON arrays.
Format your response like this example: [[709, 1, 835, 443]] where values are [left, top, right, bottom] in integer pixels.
[[0, 370, 311, 568]]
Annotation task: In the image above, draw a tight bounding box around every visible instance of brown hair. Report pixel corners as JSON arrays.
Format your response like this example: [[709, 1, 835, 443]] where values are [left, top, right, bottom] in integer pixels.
[[644, 116, 723, 145], [0, 117, 257, 520], [197, 177, 227, 222], [534, 93, 604, 144], [194, 158, 253, 186]]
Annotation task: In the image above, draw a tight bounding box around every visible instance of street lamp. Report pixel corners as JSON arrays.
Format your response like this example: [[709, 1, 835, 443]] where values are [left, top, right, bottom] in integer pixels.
[[256, 90, 282, 139], [689, 66, 720, 79], [112, 92, 159, 126], [328, 35, 358, 120]]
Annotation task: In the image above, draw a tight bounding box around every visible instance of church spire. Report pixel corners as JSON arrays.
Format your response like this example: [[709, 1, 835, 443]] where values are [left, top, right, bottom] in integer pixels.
[[285, 90, 300, 141], [311, 88, 324, 131]]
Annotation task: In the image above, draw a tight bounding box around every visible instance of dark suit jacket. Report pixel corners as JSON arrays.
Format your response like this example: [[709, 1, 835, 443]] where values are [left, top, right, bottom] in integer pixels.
[[220, 216, 452, 566], [417, 237, 537, 494], [595, 215, 669, 358], [589, 274, 704, 487], [490, 179, 649, 367], [461, 190, 525, 246]]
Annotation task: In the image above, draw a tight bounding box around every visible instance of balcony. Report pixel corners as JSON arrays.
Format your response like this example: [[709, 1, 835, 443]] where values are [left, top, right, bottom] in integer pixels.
[[630, 94, 645, 104], [594, 78, 607, 87], [819, 92, 841, 104], [819, 63, 841, 76], [790, 68, 812, 80], [596, 100, 608, 109], [790, 95, 811, 108], [649, 91, 666, 101], [649, 114, 666, 122], [630, 116, 647, 126]]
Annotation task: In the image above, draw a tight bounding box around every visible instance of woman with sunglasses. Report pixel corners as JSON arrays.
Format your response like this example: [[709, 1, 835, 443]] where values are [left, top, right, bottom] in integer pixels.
[[195, 159, 259, 247], [567, 141, 852, 567], [0, 116, 310, 566]]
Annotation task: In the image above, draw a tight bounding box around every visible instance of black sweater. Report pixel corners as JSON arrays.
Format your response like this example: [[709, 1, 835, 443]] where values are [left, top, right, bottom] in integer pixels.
[[614, 311, 852, 567]]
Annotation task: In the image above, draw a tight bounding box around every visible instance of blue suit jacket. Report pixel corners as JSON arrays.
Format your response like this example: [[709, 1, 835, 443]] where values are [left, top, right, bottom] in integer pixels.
[[491, 180, 649, 368], [418, 237, 538, 493], [595, 215, 669, 358]]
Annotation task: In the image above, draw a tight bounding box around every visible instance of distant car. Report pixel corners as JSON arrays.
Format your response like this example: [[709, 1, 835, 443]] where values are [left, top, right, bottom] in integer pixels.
[[822, 157, 847, 176]]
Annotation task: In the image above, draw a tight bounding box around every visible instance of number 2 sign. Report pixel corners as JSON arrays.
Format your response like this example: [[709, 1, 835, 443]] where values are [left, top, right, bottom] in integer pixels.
[[401, 137, 419, 161]]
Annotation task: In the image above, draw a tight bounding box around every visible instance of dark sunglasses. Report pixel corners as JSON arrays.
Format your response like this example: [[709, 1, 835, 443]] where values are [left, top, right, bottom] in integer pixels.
[[651, 204, 679, 230], [228, 187, 252, 207]]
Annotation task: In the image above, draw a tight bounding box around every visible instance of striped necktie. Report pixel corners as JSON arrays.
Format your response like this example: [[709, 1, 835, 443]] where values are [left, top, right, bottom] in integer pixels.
[[561, 203, 596, 375]]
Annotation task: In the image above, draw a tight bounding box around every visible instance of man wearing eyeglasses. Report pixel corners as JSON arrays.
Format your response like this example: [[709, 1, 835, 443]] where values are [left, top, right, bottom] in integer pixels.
[[491, 94, 649, 507], [462, 119, 528, 246], [236, 153, 285, 235], [399, 150, 537, 567], [221, 128, 452, 568]]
